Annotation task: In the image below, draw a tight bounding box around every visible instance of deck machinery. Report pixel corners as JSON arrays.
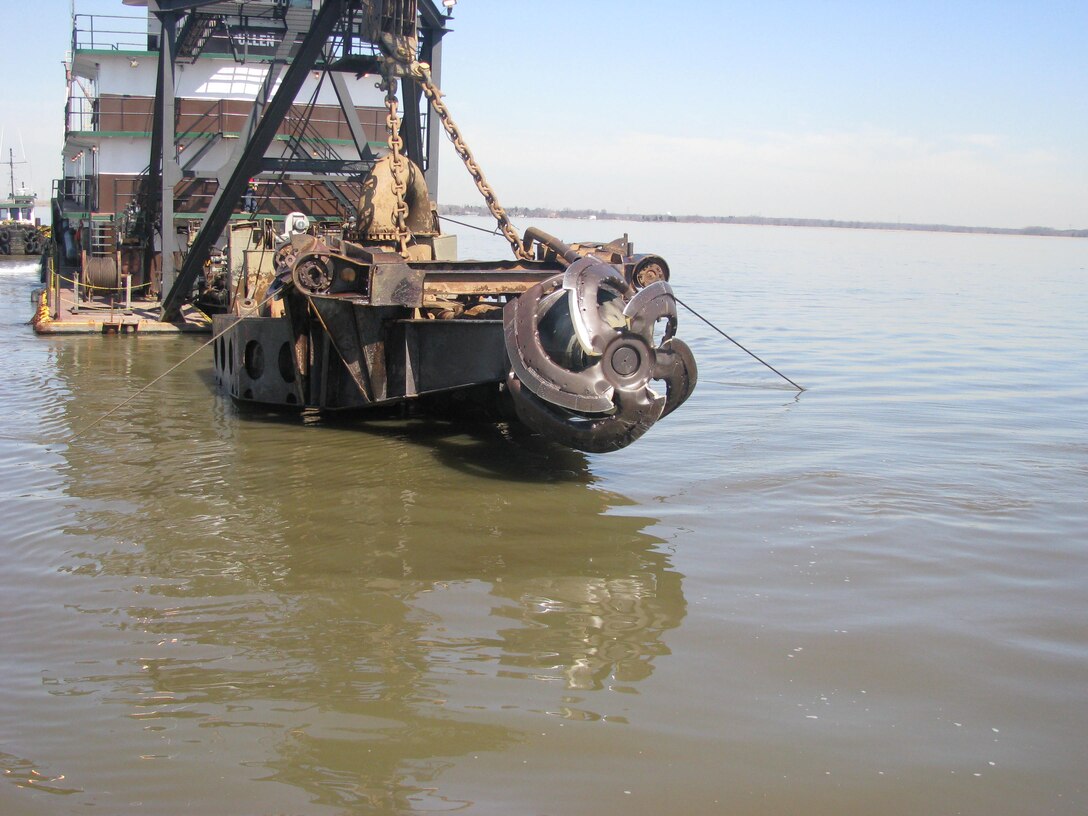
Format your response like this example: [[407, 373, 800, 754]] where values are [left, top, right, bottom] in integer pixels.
[[160, 0, 697, 452]]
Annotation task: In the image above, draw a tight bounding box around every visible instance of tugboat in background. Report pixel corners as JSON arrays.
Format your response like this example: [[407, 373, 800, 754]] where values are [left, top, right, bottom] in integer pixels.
[[0, 148, 47, 257]]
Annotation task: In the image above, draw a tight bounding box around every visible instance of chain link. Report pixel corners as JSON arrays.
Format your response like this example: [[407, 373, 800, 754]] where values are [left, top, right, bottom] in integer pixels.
[[406, 61, 531, 261], [379, 68, 412, 255]]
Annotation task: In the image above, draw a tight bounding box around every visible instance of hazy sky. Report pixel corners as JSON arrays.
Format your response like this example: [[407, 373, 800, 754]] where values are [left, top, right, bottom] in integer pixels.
[[3, 1, 1085, 229]]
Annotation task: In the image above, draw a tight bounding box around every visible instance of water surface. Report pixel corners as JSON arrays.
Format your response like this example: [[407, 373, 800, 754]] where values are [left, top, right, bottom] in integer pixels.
[[1, 221, 1085, 814]]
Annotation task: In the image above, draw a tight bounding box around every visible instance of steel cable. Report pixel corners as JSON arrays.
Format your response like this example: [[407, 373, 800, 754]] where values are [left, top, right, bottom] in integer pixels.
[[674, 295, 804, 392]]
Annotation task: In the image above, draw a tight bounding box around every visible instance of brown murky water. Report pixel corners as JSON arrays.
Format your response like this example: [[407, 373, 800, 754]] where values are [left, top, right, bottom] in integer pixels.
[[1, 221, 1085, 814]]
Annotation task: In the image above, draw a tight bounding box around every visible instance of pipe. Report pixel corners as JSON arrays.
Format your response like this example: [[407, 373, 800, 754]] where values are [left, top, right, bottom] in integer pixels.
[[522, 227, 580, 265]]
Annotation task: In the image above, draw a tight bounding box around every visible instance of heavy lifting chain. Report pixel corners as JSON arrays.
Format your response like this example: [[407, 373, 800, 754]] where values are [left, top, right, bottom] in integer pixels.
[[379, 68, 412, 254], [399, 59, 531, 261]]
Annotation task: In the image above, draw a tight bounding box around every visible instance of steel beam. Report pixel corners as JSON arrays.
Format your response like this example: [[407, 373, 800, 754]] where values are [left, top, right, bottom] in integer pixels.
[[399, 2, 447, 196], [161, 0, 350, 321], [328, 70, 376, 164], [257, 158, 372, 174], [418, 11, 446, 199], [143, 22, 167, 282], [258, 172, 367, 183], [417, 0, 447, 30], [150, 0, 247, 12], [401, 77, 425, 170], [180, 132, 223, 173], [150, 11, 181, 295]]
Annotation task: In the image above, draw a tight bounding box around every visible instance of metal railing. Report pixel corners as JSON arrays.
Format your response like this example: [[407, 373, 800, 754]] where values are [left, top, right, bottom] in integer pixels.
[[66, 96, 97, 133], [73, 13, 148, 52], [54, 177, 97, 212]]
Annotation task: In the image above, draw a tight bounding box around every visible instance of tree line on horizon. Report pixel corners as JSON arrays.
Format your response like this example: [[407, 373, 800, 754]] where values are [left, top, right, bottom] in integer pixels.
[[437, 204, 1087, 239]]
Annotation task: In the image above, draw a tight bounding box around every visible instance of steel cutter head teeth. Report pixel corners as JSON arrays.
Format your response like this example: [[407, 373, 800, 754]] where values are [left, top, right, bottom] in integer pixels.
[[504, 257, 697, 452]]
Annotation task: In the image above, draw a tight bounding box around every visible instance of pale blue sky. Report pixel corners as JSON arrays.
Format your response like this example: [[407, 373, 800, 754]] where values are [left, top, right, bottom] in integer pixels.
[[3, 1, 1085, 228]]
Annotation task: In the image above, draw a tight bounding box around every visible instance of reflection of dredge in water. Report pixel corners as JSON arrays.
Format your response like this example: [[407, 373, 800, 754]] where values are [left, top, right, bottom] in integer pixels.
[[494, 570, 682, 692], [39, 0, 696, 451], [51, 358, 684, 809]]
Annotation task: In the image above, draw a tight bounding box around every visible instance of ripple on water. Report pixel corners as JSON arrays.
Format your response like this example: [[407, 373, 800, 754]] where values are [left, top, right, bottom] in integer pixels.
[[1, 231, 1087, 814]]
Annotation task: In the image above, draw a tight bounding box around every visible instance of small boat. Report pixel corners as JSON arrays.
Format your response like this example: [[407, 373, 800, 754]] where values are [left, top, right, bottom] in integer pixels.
[[0, 149, 45, 256]]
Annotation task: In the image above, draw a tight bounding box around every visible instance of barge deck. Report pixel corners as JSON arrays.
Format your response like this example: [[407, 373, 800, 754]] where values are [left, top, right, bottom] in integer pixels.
[[33, 264, 210, 335]]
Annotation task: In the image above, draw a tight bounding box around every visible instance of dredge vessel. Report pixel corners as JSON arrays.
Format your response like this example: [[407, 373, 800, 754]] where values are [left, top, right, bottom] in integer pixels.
[[37, 0, 697, 452]]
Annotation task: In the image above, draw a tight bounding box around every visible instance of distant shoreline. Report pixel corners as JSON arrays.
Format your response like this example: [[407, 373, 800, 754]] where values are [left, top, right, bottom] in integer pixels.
[[438, 205, 1088, 239]]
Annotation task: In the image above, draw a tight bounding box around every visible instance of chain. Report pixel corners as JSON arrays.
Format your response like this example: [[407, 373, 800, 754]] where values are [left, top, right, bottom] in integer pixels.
[[406, 61, 531, 261], [379, 68, 412, 255]]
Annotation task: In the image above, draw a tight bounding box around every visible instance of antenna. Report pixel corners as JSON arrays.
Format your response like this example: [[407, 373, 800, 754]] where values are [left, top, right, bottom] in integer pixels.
[[18, 130, 28, 174], [5, 148, 28, 200]]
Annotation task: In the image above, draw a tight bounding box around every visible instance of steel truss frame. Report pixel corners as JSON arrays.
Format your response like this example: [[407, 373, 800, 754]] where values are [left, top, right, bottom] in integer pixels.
[[146, 0, 447, 321]]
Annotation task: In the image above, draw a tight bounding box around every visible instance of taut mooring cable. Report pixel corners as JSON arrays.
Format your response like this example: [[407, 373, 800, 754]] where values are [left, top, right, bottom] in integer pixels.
[[67, 291, 279, 442], [437, 214, 503, 237], [674, 295, 805, 392]]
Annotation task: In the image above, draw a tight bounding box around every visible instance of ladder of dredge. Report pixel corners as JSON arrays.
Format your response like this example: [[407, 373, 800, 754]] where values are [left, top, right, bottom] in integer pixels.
[[89, 220, 114, 257], [83, 219, 120, 291], [176, 13, 219, 63]]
